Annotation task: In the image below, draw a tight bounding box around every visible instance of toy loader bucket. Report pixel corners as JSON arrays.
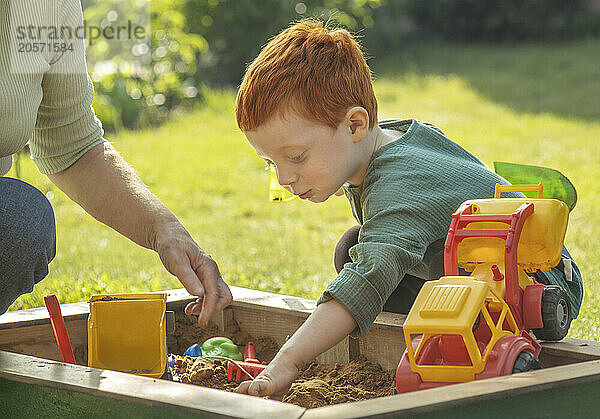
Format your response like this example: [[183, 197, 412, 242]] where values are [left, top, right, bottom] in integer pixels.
[[457, 198, 569, 272], [88, 293, 167, 378]]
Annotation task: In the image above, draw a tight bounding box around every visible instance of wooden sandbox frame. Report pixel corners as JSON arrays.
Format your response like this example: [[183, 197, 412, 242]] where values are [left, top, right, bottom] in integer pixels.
[[1, 285, 600, 418]]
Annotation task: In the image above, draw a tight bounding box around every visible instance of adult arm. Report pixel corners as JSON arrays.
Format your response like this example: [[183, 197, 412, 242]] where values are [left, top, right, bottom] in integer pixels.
[[47, 142, 231, 327], [25, 1, 230, 326]]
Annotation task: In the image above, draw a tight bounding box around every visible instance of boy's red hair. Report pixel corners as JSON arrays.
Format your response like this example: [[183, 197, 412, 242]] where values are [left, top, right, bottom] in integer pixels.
[[236, 19, 377, 131]]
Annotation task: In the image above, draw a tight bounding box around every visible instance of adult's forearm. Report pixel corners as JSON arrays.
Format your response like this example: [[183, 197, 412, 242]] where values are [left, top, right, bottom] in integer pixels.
[[47, 142, 177, 250]]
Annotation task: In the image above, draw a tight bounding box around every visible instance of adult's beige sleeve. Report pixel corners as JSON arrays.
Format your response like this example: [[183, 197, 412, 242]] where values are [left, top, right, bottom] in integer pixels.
[[28, 0, 105, 175]]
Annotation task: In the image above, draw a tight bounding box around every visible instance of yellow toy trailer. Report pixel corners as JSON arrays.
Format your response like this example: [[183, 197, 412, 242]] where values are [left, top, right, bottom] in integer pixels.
[[396, 184, 573, 393]]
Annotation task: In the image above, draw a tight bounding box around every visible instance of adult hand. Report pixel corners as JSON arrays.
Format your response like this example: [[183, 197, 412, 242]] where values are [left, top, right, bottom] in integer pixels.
[[47, 142, 232, 327], [155, 221, 232, 328], [235, 352, 300, 398]]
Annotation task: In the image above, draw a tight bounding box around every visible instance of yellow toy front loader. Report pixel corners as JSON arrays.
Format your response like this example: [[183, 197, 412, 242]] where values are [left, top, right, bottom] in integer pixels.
[[396, 184, 572, 393]]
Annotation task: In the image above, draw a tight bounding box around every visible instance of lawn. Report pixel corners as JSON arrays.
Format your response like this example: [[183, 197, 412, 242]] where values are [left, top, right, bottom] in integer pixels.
[[6, 40, 600, 341]]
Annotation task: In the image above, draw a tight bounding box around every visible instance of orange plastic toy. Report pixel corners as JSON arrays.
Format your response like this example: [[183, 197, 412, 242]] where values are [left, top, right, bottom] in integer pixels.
[[226, 341, 267, 382], [396, 184, 573, 393]]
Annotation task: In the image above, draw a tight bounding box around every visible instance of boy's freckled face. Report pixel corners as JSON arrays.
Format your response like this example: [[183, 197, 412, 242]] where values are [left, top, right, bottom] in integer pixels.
[[245, 111, 363, 203]]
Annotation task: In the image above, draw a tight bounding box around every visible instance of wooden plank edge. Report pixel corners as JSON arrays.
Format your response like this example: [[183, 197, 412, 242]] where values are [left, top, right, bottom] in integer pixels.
[[0, 286, 396, 330], [0, 350, 305, 419], [540, 336, 600, 361], [0, 302, 90, 329], [0, 286, 317, 329], [301, 359, 600, 418]]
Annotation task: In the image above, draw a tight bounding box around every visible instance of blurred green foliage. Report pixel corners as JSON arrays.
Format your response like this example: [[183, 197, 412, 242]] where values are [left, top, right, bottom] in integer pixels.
[[85, 0, 207, 131], [84, 0, 599, 132], [404, 0, 600, 42], [183, 0, 385, 86], [85, 0, 387, 131]]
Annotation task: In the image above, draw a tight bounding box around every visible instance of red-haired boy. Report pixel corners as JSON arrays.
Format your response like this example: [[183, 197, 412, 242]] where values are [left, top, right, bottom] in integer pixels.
[[234, 19, 583, 397]]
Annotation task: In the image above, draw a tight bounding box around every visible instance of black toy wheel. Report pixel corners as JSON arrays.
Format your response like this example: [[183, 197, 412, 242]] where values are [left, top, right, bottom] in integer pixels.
[[532, 286, 572, 341], [512, 351, 542, 374]]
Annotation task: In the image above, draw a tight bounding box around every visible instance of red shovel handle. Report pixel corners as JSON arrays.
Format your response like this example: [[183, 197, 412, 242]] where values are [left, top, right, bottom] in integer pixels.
[[244, 341, 256, 361], [44, 294, 75, 364], [244, 341, 261, 363]]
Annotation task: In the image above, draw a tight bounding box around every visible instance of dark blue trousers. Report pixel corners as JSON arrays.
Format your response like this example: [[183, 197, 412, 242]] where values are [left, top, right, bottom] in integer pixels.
[[0, 177, 56, 314]]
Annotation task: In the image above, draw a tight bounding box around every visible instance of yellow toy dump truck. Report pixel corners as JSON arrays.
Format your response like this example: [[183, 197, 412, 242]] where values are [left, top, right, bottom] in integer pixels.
[[396, 184, 573, 393]]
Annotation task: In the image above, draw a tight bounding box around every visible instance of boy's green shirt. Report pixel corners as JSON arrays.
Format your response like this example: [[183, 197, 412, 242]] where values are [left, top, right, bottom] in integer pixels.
[[317, 119, 583, 337]]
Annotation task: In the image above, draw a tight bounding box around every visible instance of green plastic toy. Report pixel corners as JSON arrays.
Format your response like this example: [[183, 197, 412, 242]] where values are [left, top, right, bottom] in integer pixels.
[[201, 337, 243, 361], [494, 161, 577, 210]]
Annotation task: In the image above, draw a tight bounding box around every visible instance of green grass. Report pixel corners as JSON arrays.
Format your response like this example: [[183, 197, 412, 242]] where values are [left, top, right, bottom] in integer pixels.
[[6, 40, 600, 341]]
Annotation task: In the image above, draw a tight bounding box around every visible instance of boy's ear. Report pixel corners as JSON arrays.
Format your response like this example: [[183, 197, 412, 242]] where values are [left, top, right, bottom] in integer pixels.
[[345, 107, 369, 143]]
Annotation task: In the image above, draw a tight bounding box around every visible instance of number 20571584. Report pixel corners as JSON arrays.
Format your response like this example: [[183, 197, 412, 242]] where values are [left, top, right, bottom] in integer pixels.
[[18, 42, 74, 53]]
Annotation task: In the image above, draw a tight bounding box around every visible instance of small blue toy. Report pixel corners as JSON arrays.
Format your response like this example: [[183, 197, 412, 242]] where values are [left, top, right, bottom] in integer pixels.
[[184, 343, 203, 358], [168, 354, 176, 368]]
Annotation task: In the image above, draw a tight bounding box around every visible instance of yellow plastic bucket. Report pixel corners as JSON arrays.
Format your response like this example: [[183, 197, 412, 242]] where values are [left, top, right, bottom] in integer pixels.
[[88, 293, 167, 378]]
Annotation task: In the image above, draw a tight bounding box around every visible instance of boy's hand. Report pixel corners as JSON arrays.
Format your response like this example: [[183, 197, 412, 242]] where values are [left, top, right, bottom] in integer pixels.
[[237, 299, 356, 398], [235, 354, 300, 398]]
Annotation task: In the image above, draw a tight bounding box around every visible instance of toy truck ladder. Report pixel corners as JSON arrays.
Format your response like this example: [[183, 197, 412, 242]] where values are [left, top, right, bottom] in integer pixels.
[[443, 202, 534, 328]]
